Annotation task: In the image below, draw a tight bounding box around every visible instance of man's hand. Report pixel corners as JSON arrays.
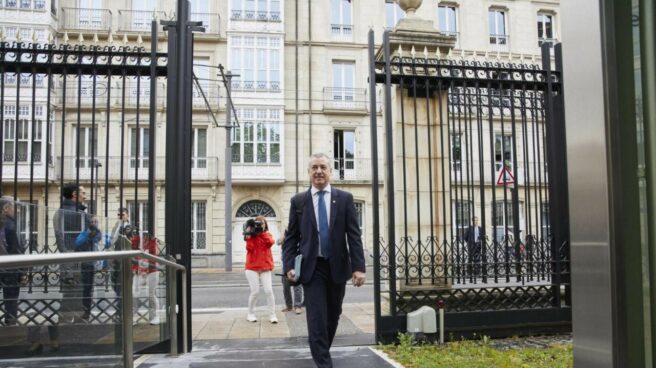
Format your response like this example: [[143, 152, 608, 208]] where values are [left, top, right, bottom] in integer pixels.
[[351, 271, 366, 287], [287, 270, 296, 282]]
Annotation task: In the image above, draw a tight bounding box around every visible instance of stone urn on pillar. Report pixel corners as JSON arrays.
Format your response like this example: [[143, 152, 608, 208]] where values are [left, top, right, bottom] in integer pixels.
[[397, 0, 423, 17]]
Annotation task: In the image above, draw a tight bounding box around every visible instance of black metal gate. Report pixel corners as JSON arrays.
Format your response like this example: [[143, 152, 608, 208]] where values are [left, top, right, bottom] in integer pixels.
[[368, 30, 571, 343], [0, 25, 173, 357]]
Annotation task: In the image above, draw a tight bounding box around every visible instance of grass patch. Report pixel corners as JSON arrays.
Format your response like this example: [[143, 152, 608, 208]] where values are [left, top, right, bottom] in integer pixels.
[[378, 333, 573, 368]]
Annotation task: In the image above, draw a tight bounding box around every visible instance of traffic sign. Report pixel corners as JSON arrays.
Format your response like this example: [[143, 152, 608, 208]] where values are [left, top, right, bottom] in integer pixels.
[[496, 166, 515, 185]]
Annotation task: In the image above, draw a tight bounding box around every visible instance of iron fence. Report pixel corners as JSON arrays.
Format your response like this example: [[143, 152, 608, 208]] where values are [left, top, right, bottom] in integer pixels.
[[369, 30, 570, 342]]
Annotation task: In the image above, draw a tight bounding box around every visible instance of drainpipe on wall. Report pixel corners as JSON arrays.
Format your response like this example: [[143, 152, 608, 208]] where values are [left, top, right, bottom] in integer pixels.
[[308, 0, 312, 156], [295, 0, 299, 192]]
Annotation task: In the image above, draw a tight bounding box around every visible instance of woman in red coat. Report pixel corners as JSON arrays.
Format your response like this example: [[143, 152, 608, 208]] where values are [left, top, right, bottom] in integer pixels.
[[243, 215, 277, 323]]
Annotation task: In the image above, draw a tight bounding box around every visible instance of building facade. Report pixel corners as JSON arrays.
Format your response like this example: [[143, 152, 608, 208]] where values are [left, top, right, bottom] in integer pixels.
[[0, 0, 559, 268]]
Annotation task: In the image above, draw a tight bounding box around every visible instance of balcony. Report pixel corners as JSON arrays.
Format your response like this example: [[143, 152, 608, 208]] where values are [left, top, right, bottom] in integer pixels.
[[440, 31, 460, 49], [231, 161, 284, 183], [0, 0, 46, 11], [56, 156, 219, 182], [323, 87, 367, 113], [117, 10, 166, 33], [192, 82, 222, 110], [331, 158, 382, 183], [191, 13, 221, 35], [230, 9, 280, 22], [1, 158, 54, 182], [489, 34, 509, 53], [230, 79, 280, 93], [538, 37, 558, 48], [60, 7, 113, 32], [331, 24, 353, 42]]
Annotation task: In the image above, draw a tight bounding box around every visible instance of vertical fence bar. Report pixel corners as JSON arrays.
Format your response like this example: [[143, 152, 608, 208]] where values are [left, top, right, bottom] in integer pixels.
[[148, 20, 157, 237], [0, 41, 4, 188], [382, 30, 397, 316], [423, 56, 435, 284], [14, 43, 20, 199], [104, 49, 112, 220], [411, 61, 421, 284], [367, 29, 381, 337], [121, 256, 134, 368]]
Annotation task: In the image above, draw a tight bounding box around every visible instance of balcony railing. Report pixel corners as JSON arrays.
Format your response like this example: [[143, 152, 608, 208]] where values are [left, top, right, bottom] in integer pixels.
[[331, 24, 353, 41], [61, 7, 113, 31], [1, 160, 54, 181], [332, 158, 383, 182], [230, 79, 280, 92], [230, 8, 280, 22], [117, 10, 166, 32], [57, 156, 219, 181], [323, 87, 367, 111], [231, 161, 284, 182], [489, 34, 509, 53], [538, 37, 558, 48], [191, 12, 220, 35], [192, 82, 221, 109]]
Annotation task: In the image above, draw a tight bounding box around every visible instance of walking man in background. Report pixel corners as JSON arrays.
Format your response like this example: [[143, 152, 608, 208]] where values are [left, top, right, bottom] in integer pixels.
[[464, 216, 483, 277], [283, 153, 366, 368]]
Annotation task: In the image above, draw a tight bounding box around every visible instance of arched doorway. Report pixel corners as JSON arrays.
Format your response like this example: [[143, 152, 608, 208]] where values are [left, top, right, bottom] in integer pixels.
[[233, 200, 281, 265]]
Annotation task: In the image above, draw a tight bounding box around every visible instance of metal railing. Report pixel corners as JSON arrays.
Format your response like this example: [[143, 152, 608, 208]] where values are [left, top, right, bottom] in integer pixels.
[[323, 87, 367, 111], [489, 34, 509, 52], [191, 12, 220, 35], [57, 156, 220, 181], [117, 10, 167, 32], [0, 250, 187, 367], [60, 7, 113, 31], [331, 24, 353, 41]]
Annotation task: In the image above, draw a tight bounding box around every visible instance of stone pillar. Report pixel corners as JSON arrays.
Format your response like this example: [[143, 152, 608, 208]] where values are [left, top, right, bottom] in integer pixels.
[[377, 0, 456, 290]]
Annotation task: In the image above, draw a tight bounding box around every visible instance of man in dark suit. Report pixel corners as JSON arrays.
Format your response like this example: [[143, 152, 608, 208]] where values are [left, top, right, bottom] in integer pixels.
[[283, 153, 366, 368], [463, 216, 483, 277]]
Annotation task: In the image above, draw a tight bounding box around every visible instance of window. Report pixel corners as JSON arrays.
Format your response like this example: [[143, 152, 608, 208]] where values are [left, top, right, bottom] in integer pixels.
[[34, 0, 44, 9], [451, 133, 462, 171], [191, 201, 207, 251], [334, 129, 355, 180], [192, 128, 207, 169], [17, 201, 38, 250], [130, 127, 150, 169], [78, 0, 103, 28], [4, 27, 17, 41], [437, 5, 458, 35], [236, 200, 276, 217], [537, 12, 555, 47], [452, 200, 472, 241], [332, 61, 355, 103], [127, 201, 149, 233], [540, 202, 550, 241], [5, 0, 17, 8], [231, 108, 281, 164], [494, 134, 512, 171], [488, 9, 508, 50], [2, 106, 38, 162], [192, 58, 209, 100], [231, 0, 279, 21], [331, 0, 352, 39], [230, 36, 281, 91], [74, 126, 98, 168], [20, 0, 30, 8], [385, 0, 404, 29], [493, 200, 523, 243]]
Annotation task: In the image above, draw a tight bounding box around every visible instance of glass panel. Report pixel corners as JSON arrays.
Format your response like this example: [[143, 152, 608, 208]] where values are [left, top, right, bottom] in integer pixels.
[[244, 143, 254, 162], [342, 0, 351, 24], [270, 143, 280, 163], [344, 131, 354, 159], [197, 129, 207, 157], [331, 0, 339, 24]]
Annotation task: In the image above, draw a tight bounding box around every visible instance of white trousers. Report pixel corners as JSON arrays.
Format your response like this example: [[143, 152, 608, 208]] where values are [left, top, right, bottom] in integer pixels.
[[244, 270, 275, 315], [133, 272, 159, 321]]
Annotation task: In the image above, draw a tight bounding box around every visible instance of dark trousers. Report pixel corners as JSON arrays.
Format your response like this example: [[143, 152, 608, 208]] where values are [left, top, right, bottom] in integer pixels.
[[0, 272, 19, 323], [281, 275, 304, 308], [303, 258, 346, 368], [81, 263, 95, 315], [467, 242, 482, 276]]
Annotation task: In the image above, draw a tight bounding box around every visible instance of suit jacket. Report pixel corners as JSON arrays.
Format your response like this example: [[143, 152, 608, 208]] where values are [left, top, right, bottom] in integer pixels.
[[282, 187, 366, 284], [463, 225, 484, 245]]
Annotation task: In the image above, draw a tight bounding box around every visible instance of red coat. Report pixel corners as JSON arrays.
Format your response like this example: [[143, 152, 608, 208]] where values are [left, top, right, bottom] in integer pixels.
[[245, 231, 275, 271], [131, 235, 159, 273]]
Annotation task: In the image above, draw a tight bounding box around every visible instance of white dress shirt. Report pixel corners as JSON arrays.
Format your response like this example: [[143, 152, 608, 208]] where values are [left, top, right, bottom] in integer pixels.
[[310, 184, 332, 258]]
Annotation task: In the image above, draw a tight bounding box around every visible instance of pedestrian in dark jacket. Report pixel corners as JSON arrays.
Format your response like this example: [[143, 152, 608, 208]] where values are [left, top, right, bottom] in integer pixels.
[[0, 196, 20, 326], [75, 215, 102, 321]]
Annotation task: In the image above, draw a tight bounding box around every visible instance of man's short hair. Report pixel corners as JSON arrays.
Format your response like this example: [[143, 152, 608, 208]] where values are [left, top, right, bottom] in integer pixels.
[[62, 183, 80, 199], [308, 152, 333, 169]]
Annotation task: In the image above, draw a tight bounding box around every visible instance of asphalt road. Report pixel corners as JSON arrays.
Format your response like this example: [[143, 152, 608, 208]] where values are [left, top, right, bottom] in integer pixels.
[[191, 271, 375, 309]]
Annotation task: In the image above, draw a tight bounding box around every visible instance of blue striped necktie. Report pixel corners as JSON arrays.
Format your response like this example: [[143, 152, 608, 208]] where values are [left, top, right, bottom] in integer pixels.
[[318, 190, 331, 258]]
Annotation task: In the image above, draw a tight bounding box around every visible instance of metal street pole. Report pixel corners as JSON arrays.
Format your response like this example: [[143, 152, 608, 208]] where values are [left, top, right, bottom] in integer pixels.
[[224, 71, 233, 271]]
